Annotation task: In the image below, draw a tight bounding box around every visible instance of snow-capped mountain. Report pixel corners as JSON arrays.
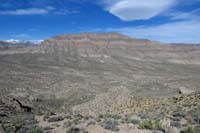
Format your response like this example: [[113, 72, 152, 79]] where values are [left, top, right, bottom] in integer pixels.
[[5, 39, 43, 45]]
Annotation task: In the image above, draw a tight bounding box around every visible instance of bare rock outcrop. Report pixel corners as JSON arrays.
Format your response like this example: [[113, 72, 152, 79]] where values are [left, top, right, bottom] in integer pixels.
[[0, 96, 32, 113], [178, 87, 196, 95]]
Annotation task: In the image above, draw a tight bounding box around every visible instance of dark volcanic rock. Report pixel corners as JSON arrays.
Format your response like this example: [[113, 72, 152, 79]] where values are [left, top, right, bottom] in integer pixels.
[[63, 121, 73, 127], [0, 96, 32, 113], [16, 127, 29, 133], [48, 116, 64, 122], [102, 120, 119, 131], [43, 126, 54, 131], [87, 121, 96, 126]]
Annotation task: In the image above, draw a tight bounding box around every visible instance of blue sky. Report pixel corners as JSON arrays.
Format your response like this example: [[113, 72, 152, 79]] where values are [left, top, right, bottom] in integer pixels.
[[0, 0, 200, 43]]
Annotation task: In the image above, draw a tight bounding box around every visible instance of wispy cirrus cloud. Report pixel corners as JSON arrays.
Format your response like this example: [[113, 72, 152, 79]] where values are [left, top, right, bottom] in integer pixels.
[[95, 1, 200, 43], [100, 0, 176, 21], [54, 9, 80, 15], [106, 20, 200, 44], [14, 34, 30, 38], [0, 6, 79, 16], [0, 6, 54, 15], [166, 8, 200, 20]]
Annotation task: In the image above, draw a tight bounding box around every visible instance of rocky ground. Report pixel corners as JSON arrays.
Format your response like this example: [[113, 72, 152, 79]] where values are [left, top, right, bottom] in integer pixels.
[[1, 92, 200, 133]]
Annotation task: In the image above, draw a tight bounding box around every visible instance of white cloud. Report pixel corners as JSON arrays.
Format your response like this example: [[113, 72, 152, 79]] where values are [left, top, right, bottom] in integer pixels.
[[14, 34, 30, 38], [0, 6, 78, 16], [99, 6, 200, 43], [54, 9, 80, 15], [0, 6, 54, 15], [106, 19, 200, 43], [101, 0, 176, 21], [166, 8, 200, 20]]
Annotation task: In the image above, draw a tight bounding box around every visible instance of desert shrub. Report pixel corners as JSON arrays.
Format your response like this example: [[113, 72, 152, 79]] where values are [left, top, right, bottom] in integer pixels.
[[139, 120, 154, 129], [186, 116, 194, 125], [170, 121, 182, 128], [42, 111, 56, 121], [98, 114, 104, 118], [110, 114, 121, 120], [13, 115, 25, 126], [42, 111, 55, 117], [173, 111, 187, 118], [180, 126, 200, 133], [102, 120, 119, 131], [190, 111, 200, 124], [123, 117, 131, 123], [66, 127, 80, 133], [123, 117, 140, 124], [74, 114, 84, 119], [98, 114, 121, 119], [154, 120, 163, 130], [121, 120, 126, 124], [3, 114, 38, 133], [72, 119, 81, 125], [139, 119, 164, 130], [193, 127, 200, 133], [130, 119, 140, 125], [187, 110, 197, 117], [4, 116, 26, 133], [187, 126, 194, 133], [27, 126, 43, 133], [138, 113, 149, 119], [3, 125, 16, 133]]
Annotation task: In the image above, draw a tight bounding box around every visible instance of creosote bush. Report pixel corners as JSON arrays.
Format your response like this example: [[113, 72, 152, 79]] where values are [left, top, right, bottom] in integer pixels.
[[173, 111, 187, 118], [27, 126, 43, 133], [98, 114, 121, 119], [66, 127, 79, 133], [139, 119, 164, 130], [180, 126, 200, 133]]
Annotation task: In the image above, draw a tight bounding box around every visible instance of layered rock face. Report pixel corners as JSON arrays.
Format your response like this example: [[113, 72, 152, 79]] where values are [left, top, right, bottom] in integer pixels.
[[0, 32, 200, 112], [40, 33, 200, 65]]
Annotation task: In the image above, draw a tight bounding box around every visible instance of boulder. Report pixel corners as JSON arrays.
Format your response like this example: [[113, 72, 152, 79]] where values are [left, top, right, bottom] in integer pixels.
[[48, 116, 64, 122], [102, 120, 119, 131], [167, 127, 179, 133], [179, 87, 195, 95]]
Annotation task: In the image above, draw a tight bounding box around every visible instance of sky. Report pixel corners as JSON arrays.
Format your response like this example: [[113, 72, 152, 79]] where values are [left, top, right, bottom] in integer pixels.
[[0, 0, 200, 43]]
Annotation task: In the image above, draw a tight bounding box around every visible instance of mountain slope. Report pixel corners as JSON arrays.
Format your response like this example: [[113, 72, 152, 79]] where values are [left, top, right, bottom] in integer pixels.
[[0, 32, 200, 113]]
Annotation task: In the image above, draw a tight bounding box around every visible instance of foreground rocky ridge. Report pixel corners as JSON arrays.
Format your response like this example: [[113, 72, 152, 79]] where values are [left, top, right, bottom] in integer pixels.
[[36, 92, 200, 133], [1, 92, 199, 133]]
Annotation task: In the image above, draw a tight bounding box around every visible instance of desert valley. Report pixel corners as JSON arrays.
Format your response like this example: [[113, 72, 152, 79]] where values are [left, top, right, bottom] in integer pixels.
[[0, 33, 200, 133]]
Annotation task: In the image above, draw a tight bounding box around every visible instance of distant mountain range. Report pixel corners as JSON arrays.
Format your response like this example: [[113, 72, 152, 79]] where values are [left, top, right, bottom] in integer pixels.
[[0, 39, 43, 50], [5, 39, 43, 45]]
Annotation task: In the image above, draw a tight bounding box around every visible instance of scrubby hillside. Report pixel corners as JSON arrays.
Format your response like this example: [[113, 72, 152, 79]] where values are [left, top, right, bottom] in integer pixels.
[[0, 33, 200, 132]]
